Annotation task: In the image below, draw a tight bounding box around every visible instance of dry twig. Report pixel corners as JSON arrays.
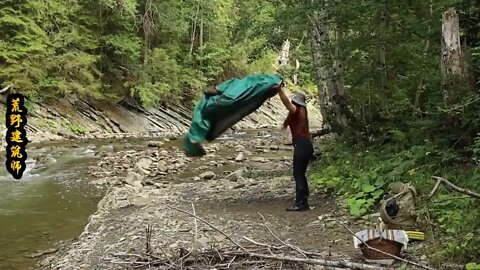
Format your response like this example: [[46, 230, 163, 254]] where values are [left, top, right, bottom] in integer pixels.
[[165, 204, 248, 252], [429, 176, 480, 199], [112, 204, 393, 270], [191, 202, 198, 251]]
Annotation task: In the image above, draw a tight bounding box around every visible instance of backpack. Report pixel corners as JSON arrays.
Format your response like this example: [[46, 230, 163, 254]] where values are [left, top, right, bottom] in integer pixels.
[[379, 182, 418, 231]]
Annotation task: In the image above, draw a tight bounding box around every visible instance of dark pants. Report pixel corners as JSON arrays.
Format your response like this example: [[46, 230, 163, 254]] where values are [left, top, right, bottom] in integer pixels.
[[293, 137, 314, 203]]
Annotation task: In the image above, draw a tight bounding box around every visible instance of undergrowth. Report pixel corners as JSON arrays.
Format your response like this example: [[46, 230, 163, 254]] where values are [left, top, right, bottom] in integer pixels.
[[311, 131, 480, 266]]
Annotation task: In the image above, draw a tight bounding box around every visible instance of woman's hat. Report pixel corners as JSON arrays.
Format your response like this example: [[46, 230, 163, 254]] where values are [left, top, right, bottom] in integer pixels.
[[291, 92, 306, 107]]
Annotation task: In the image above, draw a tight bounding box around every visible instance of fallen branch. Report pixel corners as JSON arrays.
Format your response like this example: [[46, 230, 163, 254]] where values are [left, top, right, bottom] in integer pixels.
[[311, 128, 330, 138], [340, 224, 436, 270], [430, 196, 473, 204], [246, 252, 384, 270], [166, 204, 384, 270], [0, 85, 12, 94], [430, 176, 480, 199]]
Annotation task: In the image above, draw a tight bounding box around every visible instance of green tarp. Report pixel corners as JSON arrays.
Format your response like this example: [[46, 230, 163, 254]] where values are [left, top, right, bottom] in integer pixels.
[[184, 74, 283, 156]]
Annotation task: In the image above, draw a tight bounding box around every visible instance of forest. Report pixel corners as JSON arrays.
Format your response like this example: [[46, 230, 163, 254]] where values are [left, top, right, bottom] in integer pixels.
[[1, 0, 479, 267]]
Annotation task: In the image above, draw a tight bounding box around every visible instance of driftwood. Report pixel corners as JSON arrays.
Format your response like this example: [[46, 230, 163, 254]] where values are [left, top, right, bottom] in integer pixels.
[[429, 176, 480, 199]]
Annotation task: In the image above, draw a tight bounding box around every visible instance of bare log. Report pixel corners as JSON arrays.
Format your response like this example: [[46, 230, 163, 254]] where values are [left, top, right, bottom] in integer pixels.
[[0, 85, 13, 94], [430, 176, 480, 199]]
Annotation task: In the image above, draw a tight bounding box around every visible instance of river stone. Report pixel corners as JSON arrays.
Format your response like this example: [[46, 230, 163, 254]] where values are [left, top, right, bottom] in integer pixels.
[[160, 150, 169, 156], [100, 145, 114, 152], [157, 161, 168, 172], [128, 194, 152, 207], [235, 152, 244, 162], [232, 183, 245, 189], [236, 145, 246, 151], [269, 145, 280, 150], [194, 236, 210, 250], [199, 171, 215, 180], [135, 158, 152, 174], [148, 141, 164, 147], [226, 169, 244, 182], [251, 157, 268, 163], [214, 234, 226, 242], [125, 172, 144, 187]]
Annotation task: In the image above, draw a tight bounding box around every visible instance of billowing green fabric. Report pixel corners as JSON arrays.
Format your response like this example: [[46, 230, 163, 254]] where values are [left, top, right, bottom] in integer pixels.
[[184, 74, 282, 156]]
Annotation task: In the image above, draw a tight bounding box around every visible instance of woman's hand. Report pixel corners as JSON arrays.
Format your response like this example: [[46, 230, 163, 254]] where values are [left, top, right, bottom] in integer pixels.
[[278, 84, 296, 114]]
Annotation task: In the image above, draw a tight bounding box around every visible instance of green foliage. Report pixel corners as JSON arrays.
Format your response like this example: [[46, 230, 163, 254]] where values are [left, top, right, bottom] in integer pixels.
[[60, 120, 89, 135], [312, 133, 480, 265], [467, 263, 480, 270], [0, 0, 292, 105]]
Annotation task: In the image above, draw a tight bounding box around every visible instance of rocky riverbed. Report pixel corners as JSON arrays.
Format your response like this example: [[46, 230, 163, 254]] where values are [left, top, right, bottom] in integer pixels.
[[36, 131, 431, 270]]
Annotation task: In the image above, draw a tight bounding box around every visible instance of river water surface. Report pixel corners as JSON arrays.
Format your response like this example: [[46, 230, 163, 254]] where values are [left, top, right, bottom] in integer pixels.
[[0, 139, 152, 270]]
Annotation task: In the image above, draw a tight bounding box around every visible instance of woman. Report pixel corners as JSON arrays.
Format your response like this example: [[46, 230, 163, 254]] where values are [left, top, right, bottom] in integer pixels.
[[278, 85, 314, 211]]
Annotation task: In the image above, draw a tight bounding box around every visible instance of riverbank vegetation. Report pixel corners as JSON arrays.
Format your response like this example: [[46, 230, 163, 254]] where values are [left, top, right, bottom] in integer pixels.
[[297, 0, 480, 266], [1, 0, 479, 266]]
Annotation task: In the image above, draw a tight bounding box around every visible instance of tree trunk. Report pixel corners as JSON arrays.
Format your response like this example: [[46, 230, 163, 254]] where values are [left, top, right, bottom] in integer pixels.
[[199, 6, 204, 57], [335, 26, 346, 99], [293, 59, 300, 85], [309, 15, 348, 133], [142, 0, 154, 65], [441, 7, 469, 106], [379, 9, 387, 104], [412, 0, 432, 116], [309, 17, 330, 129], [189, 0, 201, 55], [277, 39, 290, 70]]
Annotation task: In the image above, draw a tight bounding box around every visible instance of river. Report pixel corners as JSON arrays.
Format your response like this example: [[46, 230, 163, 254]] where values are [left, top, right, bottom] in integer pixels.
[[0, 138, 157, 270]]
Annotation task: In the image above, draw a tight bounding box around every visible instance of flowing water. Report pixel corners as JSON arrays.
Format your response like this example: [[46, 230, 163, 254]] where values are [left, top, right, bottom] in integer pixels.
[[0, 141, 103, 269]]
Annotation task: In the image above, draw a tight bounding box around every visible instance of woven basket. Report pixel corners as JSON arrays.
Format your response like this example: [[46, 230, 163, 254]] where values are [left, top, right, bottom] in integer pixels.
[[360, 238, 403, 259]]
